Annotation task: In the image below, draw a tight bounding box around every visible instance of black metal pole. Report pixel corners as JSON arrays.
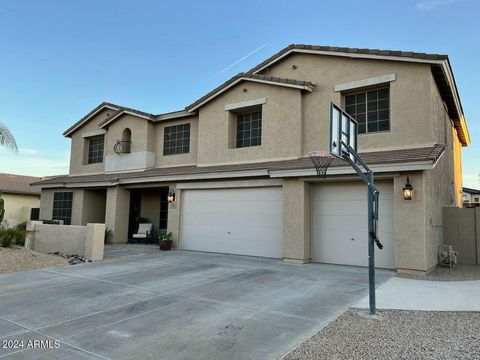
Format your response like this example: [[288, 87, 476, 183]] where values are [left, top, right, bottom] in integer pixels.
[[367, 171, 376, 315]]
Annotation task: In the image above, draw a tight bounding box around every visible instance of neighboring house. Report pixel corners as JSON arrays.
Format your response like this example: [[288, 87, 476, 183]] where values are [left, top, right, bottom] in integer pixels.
[[463, 187, 480, 207], [0, 173, 41, 225], [32, 44, 470, 274]]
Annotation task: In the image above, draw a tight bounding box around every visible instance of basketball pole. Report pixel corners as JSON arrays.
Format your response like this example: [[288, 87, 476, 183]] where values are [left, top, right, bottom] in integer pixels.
[[340, 141, 380, 315]]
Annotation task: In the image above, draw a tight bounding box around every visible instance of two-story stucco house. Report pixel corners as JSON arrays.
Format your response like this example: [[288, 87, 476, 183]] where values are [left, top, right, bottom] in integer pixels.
[[33, 44, 470, 274]]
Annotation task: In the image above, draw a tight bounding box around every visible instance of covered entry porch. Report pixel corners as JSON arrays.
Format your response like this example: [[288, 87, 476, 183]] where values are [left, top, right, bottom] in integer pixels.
[[104, 184, 174, 244]]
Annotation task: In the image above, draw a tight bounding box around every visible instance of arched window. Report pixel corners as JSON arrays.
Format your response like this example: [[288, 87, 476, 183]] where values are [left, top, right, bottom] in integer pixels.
[[122, 128, 131, 153]]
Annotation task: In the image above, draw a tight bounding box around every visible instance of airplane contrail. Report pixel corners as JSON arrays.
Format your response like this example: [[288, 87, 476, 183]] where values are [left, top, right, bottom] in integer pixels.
[[203, 44, 266, 83]]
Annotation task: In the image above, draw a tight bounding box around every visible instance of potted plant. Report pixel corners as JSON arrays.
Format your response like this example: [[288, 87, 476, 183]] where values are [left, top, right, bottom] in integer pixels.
[[158, 231, 173, 251]]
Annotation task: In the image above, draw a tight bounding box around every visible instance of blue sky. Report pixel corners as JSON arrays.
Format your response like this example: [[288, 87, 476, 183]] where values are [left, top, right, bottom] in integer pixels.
[[0, 0, 478, 187]]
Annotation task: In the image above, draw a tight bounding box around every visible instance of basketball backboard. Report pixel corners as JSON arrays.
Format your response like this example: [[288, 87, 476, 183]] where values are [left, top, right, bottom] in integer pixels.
[[329, 102, 358, 162]]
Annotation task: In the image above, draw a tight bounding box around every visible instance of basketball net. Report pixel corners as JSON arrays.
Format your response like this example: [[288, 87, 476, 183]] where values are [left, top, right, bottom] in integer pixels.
[[308, 151, 335, 178]]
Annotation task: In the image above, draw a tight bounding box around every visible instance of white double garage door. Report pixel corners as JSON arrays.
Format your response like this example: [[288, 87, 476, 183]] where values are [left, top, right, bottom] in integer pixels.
[[180, 181, 395, 268]]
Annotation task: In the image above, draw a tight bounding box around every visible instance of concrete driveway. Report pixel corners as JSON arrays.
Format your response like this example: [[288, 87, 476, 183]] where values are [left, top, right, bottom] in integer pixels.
[[0, 249, 392, 359]]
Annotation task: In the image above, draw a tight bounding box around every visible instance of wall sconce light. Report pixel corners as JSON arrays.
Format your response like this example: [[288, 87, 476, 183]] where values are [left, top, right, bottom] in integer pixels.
[[403, 176, 413, 200], [167, 189, 176, 203]]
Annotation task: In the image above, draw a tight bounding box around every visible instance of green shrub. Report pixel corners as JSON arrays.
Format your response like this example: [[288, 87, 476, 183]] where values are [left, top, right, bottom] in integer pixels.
[[0, 228, 16, 248], [14, 228, 26, 246], [105, 227, 113, 244], [158, 231, 173, 241], [16, 222, 27, 231]]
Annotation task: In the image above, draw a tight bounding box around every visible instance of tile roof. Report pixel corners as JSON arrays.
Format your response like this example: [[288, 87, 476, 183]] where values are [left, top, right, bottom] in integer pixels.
[[33, 144, 445, 187], [463, 187, 480, 194], [0, 173, 41, 195], [185, 73, 314, 111], [247, 44, 449, 74]]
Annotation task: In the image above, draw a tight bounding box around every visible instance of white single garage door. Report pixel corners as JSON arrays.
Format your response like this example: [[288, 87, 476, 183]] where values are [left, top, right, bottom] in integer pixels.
[[180, 187, 283, 258], [313, 181, 395, 269]]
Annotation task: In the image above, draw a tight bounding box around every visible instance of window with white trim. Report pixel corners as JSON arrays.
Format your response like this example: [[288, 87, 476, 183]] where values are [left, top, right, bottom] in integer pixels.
[[345, 88, 390, 134], [236, 109, 262, 148]]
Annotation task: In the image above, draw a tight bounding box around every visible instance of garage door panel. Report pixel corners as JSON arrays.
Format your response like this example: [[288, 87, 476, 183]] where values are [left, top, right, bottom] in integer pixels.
[[314, 201, 367, 216], [182, 200, 282, 215], [181, 187, 283, 258], [182, 223, 282, 242], [182, 213, 282, 229], [184, 188, 281, 202], [313, 181, 395, 269]]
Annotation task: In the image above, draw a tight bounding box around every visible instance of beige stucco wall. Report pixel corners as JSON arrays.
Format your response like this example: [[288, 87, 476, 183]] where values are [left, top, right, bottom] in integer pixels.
[[104, 114, 154, 156], [140, 189, 161, 231], [260, 53, 437, 153], [81, 189, 106, 225], [27, 222, 105, 261], [282, 179, 310, 263], [394, 172, 427, 272], [105, 186, 130, 243], [167, 188, 180, 248], [2, 193, 40, 222], [39, 188, 81, 224], [69, 109, 112, 175], [196, 81, 303, 165]]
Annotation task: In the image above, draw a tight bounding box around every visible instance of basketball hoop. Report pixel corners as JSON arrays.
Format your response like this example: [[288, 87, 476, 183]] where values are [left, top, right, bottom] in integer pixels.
[[308, 151, 335, 178]]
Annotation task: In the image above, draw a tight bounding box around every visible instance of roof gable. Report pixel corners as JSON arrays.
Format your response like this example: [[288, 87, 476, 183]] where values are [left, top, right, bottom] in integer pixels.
[[185, 73, 314, 112], [248, 44, 469, 146], [63, 102, 120, 137]]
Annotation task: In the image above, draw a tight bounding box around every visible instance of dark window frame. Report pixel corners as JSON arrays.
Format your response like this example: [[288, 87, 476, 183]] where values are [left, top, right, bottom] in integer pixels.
[[87, 135, 105, 164], [52, 192, 73, 225], [345, 87, 390, 134], [235, 109, 262, 148], [163, 123, 191, 156]]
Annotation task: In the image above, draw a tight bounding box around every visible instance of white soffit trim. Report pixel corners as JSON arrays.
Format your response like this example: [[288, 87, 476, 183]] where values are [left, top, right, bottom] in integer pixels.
[[31, 181, 118, 189], [335, 74, 396, 92], [225, 98, 267, 111], [269, 160, 435, 178], [119, 169, 270, 185], [177, 179, 282, 190], [81, 129, 107, 138]]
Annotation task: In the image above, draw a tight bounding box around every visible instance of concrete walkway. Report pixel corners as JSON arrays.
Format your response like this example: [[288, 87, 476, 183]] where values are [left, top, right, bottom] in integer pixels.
[[0, 250, 392, 359], [354, 277, 480, 311]]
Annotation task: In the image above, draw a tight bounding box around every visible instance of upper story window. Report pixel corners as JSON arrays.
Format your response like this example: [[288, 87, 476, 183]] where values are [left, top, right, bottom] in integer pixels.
[[163, 123, 190, 156], [87, 135, 104, 164], [345, 88, 389, 134], [52, 192, 73, 225], [236, 109, 262, 148]]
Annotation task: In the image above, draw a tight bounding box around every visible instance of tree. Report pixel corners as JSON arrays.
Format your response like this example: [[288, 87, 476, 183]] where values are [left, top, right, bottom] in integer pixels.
[[0, 122, 18, 153]]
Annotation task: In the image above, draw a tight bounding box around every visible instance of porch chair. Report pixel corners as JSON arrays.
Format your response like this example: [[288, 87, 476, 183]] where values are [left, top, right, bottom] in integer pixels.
[[132, 223, 153, 243]]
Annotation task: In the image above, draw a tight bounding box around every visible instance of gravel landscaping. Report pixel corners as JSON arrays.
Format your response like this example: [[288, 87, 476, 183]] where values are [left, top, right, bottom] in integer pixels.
[[285, 308, 480, 360], [398, 264, 480, 281], [0, 246, 69, 274]]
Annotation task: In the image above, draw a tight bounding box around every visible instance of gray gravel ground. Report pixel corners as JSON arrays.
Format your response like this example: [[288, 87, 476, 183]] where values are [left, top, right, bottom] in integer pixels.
[[0, 246, 69, 274], [397, 264, 480, 281], [284, 308, 480, 360]]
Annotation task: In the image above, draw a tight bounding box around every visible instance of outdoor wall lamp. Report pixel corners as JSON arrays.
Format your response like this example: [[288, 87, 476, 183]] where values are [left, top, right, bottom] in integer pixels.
[[167, 189, 176, 203], [403, 176, 413, 200]]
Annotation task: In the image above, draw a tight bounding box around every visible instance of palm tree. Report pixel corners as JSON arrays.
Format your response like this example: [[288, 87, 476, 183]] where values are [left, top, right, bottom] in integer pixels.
[[0, 122, 17, 153]]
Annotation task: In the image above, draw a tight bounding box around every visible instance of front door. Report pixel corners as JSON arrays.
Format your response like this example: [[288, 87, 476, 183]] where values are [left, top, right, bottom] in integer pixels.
[[128, 190, 142, 240]]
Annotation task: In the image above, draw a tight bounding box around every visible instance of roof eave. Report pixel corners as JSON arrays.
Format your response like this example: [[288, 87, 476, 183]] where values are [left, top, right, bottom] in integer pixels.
[[63, 103, 120, 137], [99, 110, 153, 129]]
